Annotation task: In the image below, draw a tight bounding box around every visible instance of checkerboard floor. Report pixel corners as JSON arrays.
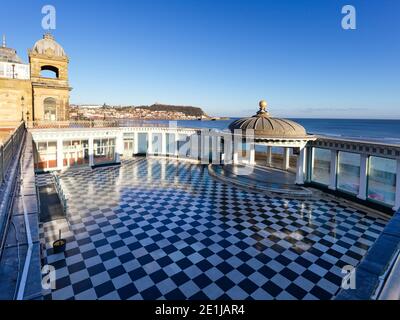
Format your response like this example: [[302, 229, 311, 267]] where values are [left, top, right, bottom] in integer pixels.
[[35, 173, 54, 187], [39, 158, 387, 300]]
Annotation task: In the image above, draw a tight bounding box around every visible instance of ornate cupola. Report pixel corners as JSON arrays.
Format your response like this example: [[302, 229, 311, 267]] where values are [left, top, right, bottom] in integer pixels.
[[229, 100, 309, 139], [29, 33, 71, 121]]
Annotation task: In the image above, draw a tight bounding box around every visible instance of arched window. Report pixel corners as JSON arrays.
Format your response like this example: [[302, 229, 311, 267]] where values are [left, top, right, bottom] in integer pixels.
[[40, 65, 59, 79], [44, 97, 57, 121]]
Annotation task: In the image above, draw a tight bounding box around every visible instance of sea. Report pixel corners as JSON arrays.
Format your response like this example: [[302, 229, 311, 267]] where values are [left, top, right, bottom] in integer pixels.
[[153, 118, 400, 145]]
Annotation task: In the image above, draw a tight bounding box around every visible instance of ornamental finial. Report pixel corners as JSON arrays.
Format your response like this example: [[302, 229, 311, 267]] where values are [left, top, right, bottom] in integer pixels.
[[256, 100, 270, 117], [259, 100, 267, 112], [44, 32, 55, 40]]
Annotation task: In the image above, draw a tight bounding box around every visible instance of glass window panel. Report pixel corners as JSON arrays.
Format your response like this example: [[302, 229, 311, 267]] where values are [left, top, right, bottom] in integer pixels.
[[152, 133, 162, 155], [38, 142, 47, 152], [138, 133, 148, 154], [82, 140, 89, 148], [65, 140, 89, 167], [337, 152, 360, 194], [35, 141, 57, 169], [312, 148, 331, 185], [93, 138, 115, 164], [166, 133, 176, 155], [178, 135, 190, 157], [189, 134, 200, 160], [368, 156, 396, 206]]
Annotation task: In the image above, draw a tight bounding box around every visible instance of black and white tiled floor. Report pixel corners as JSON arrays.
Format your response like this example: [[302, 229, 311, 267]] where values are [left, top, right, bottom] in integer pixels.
[[39, 158, 387, 300]]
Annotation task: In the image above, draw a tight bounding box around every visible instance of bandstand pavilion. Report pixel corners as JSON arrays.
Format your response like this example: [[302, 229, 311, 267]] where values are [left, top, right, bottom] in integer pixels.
[[228, 100, 316, 184]]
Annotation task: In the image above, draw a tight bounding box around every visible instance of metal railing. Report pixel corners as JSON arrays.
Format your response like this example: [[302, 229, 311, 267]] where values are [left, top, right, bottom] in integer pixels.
[[27, 120, 171, 129], [1, 122, 25, 184], [0, 122, 26, 259], [52, 172, 68, 215]]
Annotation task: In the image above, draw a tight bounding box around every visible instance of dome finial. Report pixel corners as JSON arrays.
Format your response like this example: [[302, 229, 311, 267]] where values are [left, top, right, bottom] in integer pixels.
[[257, 100, 269, 116], [44, 32, 55, 40], [259, 100, 267, 111]]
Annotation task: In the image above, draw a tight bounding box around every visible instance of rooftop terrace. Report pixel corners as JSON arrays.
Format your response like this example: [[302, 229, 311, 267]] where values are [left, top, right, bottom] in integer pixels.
[[39, 158, 387, 300], [0, 122, 400, 300]]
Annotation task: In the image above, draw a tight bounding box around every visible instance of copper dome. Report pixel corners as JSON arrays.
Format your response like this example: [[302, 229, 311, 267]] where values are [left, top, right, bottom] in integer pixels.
[[229, 101, 308, 139]]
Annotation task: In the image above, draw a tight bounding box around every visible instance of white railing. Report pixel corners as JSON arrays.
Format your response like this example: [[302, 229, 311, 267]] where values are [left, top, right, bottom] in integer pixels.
[[26, 120, 170, 129], [52, 172, 68, 215]]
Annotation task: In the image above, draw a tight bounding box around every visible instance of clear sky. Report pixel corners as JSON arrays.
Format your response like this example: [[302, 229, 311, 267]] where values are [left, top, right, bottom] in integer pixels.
[[1, 0, 399, 118]]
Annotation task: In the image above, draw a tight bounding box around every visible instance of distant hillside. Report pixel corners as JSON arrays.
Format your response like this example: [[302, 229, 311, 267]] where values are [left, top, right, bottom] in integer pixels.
[[135, 104, 207, 117]]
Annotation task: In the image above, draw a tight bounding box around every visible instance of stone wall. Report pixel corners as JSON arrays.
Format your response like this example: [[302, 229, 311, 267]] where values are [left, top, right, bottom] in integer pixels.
[[0, 78, 33, 121]]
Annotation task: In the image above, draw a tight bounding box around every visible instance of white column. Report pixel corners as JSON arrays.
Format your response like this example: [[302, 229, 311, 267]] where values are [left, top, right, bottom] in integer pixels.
[[222, 134, 232, 165], [133, 131, 138, 154], [394, 159, 400, 211], [148, 132, 153, 155], [189, 134, 198, 160], [306, 147, 314, 183], [357, 154, 368, 200], [211, 135, 219, 164], [56, 138, 63, 170], [161, 159, 166, 180], [329, 150, 338, 190], [89, 137, 94, 166], [266, 146, 272, 166], [115, 133, 123, 163], [161, 132, 167, 155], [249, 143, 255, 165], [175, 133, 179, 157], [283, 147, 290, 170], [295, 147, 306, 185], [233, 153, 239, 164], [233, 140, 239, 164]]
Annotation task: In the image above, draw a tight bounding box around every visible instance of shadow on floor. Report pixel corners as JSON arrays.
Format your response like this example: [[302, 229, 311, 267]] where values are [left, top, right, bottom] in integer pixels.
[[38, 184, 65, 223], [210, 164, 312, 197]]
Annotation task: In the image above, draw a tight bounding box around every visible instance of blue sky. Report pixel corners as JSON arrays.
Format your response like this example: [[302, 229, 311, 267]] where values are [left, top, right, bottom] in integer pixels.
[[1, 0, 399, 118]]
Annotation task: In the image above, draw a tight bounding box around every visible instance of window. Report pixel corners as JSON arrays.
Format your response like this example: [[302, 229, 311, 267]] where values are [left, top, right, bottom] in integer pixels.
[[311, 148, 331, 185], [44, 97, 57, 121], [137, 133, 148, 154], [189, 134, 201, 160], [35, 141, 57, 170], [152, 133, 162, 155], [166, 133, 176, 156], [178, 135, 190, 158], [123, 133, 135, 158], [368, 156, 396, 206], [62, 140, 89, 167], [337, 152, 361, 194], [93, 138, 115, 164]]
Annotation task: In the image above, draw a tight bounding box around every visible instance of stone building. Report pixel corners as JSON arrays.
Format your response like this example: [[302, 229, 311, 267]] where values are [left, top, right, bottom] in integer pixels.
[[0, 33, 71, 122]]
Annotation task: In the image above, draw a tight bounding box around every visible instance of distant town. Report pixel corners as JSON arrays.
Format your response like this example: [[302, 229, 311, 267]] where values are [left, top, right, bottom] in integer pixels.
[[69, 103, 228, 121]]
